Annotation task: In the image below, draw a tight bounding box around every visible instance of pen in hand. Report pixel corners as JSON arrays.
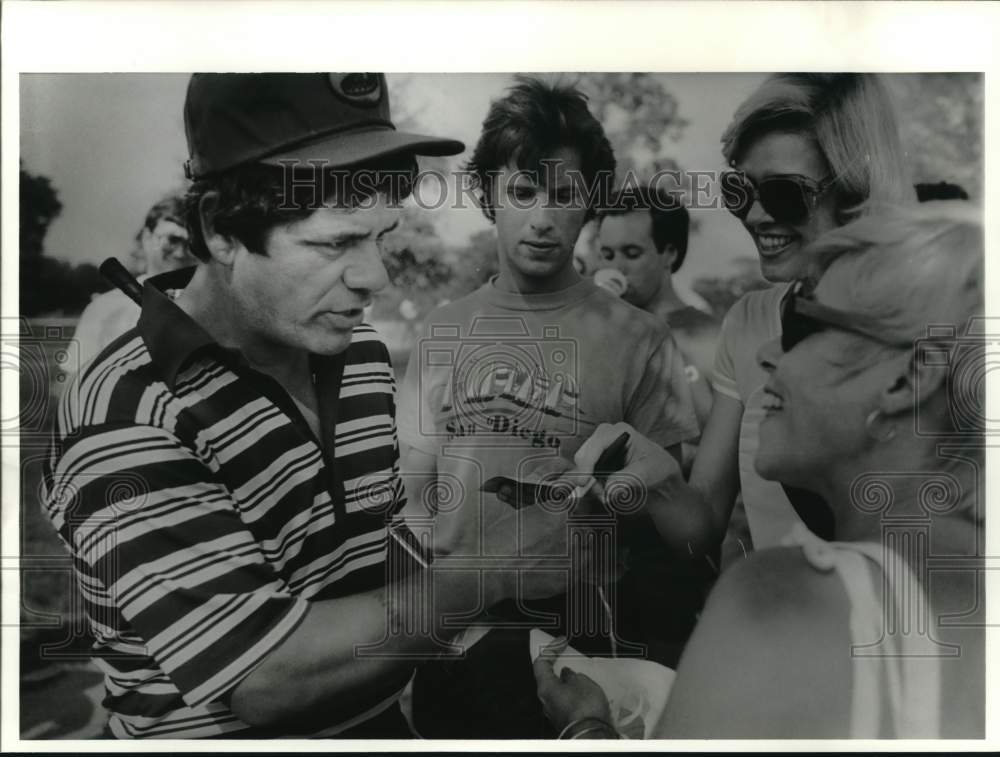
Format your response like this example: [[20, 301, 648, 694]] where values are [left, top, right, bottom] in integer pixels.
[[570, 430, 630, 503]]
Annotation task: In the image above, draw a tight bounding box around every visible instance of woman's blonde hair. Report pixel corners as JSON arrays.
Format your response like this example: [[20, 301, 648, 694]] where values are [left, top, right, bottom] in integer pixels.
[[809, 202, 983, 442], [722, 74, 915, 222]]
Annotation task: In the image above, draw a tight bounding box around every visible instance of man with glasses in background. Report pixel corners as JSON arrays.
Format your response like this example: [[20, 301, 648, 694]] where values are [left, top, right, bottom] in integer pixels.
[[72, 194, 195, 370]]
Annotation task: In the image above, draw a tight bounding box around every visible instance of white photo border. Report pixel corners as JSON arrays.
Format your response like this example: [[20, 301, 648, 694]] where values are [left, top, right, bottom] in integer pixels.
[[2, 0, 997, 752]]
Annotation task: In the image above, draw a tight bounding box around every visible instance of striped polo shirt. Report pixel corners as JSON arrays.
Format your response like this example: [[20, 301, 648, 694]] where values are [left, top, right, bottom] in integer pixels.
[[42, 267, 410, 738]]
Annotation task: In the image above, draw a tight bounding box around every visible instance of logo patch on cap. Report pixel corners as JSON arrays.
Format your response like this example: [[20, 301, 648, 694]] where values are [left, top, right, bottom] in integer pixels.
[[329, 73, 383, 107]]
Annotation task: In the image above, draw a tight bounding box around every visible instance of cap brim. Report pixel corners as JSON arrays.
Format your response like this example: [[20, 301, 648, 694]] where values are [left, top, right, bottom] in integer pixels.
[[260, 127, 465, 169]]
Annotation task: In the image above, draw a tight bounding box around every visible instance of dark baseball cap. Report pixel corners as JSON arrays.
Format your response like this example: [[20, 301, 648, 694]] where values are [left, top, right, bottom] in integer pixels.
[[183, 73, 465, 179]]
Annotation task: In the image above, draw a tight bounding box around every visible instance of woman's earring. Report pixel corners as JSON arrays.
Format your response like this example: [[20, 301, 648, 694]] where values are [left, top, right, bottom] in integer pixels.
[[865, 409, 897, 442]]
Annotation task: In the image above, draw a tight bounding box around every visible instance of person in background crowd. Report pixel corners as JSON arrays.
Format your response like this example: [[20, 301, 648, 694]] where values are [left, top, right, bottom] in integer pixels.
[[915, 181, 969, 202], [43, 72, 582, 739], [397, 76, 704, 737], [692, 74, 915, 568], [535, 202, 984, 739], [596, 185, 720, 429], [72, 194, 194, 370]]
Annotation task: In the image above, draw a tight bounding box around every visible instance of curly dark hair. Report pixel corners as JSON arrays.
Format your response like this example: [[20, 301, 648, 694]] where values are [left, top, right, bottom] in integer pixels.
[[184, 155, 418, 261], [597, 185, 689, 272], [465, 76, 616, 223]]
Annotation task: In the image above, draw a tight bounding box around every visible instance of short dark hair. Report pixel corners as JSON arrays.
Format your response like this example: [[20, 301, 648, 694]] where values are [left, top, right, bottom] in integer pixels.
[[466, 76, 616, 223], [598, 185, 689, 272], [184, 155, 417, 262]]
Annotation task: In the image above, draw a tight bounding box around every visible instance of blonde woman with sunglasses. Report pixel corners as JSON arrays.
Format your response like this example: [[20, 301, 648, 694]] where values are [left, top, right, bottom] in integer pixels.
[[698, 74, 916, 563], [534, 203, 984, 738]]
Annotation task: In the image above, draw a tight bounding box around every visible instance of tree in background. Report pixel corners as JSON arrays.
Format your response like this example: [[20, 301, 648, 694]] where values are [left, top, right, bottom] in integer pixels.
[[21, 167, 62, 265], [376, 204, 455, 320], [444, 228, 499, 300], [576, 73, 688, 183], [574, 74, 694, 271], [21, 165, 107, 316], [894, 73, 982, 199], [387, 74, 456, 180]]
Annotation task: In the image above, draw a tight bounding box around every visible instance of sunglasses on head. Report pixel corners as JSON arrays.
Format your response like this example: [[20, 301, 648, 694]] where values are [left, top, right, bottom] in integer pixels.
[[721, 171, 834, 226], [779, 279, 912, 353]]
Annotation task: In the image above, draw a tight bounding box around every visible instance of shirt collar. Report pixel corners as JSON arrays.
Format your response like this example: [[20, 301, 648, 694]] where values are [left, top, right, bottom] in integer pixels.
[[137, 266, 219, 389], [136, 266, 351, 392]]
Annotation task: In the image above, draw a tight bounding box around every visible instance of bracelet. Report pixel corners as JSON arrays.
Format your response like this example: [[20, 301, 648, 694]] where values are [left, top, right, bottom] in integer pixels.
[[557, 716, 620, 740], [571, 725, 620, 740]]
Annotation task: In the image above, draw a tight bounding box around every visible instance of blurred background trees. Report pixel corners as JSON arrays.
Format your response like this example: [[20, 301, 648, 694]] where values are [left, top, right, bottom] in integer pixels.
[[577, 73, 688, 183], [893, 73, 983, 200], [20, 165, 107, 316]]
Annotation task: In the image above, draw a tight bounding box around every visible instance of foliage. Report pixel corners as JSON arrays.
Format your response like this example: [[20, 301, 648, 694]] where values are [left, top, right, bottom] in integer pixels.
[[376, 205, 455, 319], [444, 228, 499, 300], [20, 167, 63, 262], [376, 217, 499, 322], [21, 165, 110, 316], [573, 74, 696, 263], [576, 73, 688, 184], [894, 73, 982, 200]]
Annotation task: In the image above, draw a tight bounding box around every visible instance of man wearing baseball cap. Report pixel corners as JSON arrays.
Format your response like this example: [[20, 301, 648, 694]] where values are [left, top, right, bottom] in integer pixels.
[[43, 73, 570, 739]]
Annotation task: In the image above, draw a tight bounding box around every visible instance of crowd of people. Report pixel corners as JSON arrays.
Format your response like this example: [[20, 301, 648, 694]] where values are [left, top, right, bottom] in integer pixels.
[[41, 71, 983, 740]]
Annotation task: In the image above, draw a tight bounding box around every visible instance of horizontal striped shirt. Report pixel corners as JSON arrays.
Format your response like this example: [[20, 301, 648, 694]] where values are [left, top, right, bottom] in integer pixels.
[[43, 268, 409, 738]]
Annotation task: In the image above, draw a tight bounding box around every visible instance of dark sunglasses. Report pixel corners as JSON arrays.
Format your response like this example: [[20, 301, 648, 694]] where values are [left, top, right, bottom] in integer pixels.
[[779, 280, 912, 353], [721, 171, 834, 225]]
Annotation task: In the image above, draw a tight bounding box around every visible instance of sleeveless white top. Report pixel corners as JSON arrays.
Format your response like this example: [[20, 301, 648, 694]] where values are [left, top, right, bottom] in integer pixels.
[[781, 524, 942, 738]]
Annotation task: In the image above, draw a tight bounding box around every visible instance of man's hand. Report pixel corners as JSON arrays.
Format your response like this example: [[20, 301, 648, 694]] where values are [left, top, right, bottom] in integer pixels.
[[485, 483, 577, 602], [573, 422, 717, 558], [503, 454, 627, 586], [495, 455, 601, 514], [574, 422, 682, 514], [533, 636, 613, 732]]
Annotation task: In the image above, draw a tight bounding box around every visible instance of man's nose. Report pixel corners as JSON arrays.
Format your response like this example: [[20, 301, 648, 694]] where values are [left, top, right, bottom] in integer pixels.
[[345, 243, 390, 295], [607, 254, 628, 272], [528, 209, 555, 236], [756, 337, 782, 373]]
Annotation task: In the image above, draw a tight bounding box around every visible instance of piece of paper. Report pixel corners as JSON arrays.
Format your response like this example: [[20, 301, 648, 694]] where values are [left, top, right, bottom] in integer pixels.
[[530, 629, 675, 739]]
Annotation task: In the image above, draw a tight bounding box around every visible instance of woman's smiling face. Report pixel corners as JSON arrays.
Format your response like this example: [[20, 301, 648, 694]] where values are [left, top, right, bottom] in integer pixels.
[[734, 131, 840, 283]]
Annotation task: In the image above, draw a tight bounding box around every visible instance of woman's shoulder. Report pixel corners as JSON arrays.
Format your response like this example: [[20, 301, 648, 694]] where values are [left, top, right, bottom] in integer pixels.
[[720, 284, 788, 336], [661, 546, 854, 737], [710, 545, 849, 623]]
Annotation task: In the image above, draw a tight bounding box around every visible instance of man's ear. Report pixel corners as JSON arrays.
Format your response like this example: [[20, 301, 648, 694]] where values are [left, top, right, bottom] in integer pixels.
[[662, 244, 678, 271], [879, 345, 949, 418], [138, 225, 155, 255], [198, 191, 237, 266]]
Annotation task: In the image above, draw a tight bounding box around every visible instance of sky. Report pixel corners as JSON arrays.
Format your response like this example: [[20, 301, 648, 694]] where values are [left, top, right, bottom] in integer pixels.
[[19, 72, 769, 300]]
